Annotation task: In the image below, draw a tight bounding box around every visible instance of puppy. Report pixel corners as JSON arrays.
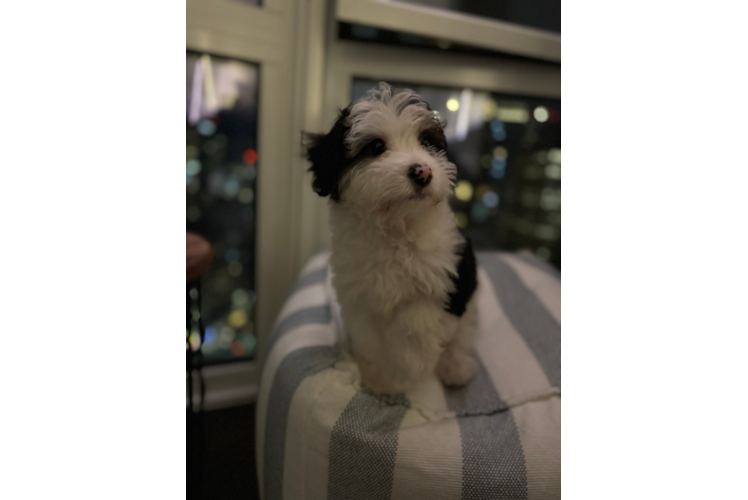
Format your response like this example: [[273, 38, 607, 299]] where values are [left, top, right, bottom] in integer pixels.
[[304, 82, 478, 395]]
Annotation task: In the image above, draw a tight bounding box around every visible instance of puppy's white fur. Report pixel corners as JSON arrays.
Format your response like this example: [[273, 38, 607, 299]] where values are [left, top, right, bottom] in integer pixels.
[[312, 83, 477, 394]]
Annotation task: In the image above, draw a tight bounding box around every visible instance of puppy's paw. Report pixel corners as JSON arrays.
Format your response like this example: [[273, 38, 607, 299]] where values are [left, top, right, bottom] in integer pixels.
[[436, 349, 477, 387]]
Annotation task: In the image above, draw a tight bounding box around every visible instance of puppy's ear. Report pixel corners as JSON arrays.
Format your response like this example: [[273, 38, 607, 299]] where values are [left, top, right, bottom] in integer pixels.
[[302, 108, 351, 201]]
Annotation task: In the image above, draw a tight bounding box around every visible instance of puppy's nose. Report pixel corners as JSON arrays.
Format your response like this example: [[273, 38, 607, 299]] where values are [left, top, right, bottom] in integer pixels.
[[408, 164, 432, 187]]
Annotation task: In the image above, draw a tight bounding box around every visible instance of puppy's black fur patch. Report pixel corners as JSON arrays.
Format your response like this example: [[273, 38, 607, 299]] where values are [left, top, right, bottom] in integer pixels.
[[445, 234, 477, 317], [303, 107, 352, 201]]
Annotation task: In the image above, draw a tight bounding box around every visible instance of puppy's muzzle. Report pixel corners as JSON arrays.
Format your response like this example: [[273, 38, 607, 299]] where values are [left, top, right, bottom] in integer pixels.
[[408, 164, 432, 188]]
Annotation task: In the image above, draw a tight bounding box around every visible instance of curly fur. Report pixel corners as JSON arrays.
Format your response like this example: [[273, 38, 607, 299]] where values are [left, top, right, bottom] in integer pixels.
[[304, 82, 477, 394]]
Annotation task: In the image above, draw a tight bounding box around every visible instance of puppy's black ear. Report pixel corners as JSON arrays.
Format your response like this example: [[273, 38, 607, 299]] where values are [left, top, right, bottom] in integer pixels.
[[302, 108, 351, 201]]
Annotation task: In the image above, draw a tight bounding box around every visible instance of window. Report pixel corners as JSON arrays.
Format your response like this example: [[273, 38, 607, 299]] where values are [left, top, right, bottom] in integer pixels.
[[187, 52, 259, 363], [352, 79, 561, 269]]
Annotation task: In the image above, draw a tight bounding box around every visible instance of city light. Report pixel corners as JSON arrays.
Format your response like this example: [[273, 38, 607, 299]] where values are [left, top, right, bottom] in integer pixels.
[[490, 120, 506, 141], [186, 145, 199, 159], [238, 188, 254, 204], [490, 158, 506, 179], [454, 180, 473, 202], [446, 98, 460, 112], [492, 146, 508, 160], [231, 340, 246, 357], [533, 106, 549, 123], [232, 288, 249, 307], [242, 148, 258, 165], [228, 310, 247, 328], [204, 327, 218, 345], [189, 332, 201, 350], [545, 164, 561, 180], [496, 107, 529, 124], [224, 178, 240, 197], [482, 191, 500, 208], [187, 159, 201, 176], [548, 148, 561, 163], [197, 119, 216, 136]]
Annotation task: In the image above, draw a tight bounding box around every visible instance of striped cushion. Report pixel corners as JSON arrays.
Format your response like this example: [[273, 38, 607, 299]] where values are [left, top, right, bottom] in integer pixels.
[[256, 251, 561, 500]]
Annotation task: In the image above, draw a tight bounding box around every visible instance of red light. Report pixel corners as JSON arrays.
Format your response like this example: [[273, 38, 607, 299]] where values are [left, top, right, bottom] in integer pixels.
[[231, 340, 246, 357], [212, 116, 220, 125], [549, 109, 561, 123], [242, 148, 258, 165]]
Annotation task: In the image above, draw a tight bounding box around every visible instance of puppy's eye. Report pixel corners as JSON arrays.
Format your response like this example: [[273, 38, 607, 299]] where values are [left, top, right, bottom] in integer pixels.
[[370, 139, 386, 156], [421, 138, 432, 148]]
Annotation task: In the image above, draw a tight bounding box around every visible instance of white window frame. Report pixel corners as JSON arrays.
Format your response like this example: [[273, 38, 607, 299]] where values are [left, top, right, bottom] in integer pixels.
[[336, 0, 561, 62], [187, 0, 330, 406]]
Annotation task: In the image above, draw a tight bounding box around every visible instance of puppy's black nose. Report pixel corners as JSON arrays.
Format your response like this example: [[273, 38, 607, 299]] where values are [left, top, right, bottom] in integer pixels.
[[408, 164, 432, 187]]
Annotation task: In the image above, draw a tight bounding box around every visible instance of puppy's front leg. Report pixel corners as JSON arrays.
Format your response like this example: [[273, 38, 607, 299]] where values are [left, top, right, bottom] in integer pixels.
[[348, 302, 452, 395], [436, 298, 478, 387]]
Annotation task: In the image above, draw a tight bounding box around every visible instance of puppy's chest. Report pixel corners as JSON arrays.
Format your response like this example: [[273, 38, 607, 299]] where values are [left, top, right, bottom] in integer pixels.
[[335, 241, 456, 306]]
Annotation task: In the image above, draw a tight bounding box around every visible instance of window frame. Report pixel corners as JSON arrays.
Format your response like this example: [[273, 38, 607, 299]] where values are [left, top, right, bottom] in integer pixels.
[[336, 0, 561, 62]]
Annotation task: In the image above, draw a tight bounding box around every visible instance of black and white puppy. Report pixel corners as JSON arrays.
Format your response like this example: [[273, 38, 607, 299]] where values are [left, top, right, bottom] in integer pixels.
[[304, 82, 478, 394]]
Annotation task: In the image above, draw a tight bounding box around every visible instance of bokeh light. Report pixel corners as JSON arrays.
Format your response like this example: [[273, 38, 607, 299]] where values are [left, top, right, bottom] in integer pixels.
[[545, 164, 561, 180], [228, 310, 247, 328], [231, 340, 246, 357], [496, 107, 529, 123], [446, 98, 460, 112], [186, 145, 199, 159], [490, 158, 506, 179], [232, 288, 249, 307], [242, 148, 258, 165], [197, 119, 217, 136], [189, 332, 201, 350], [482, 99, 497, 121], [186, 159, 202, 176], [533, 106, 549, 123], [492, 146, 508, 160], [238, 188, 254, 204], [224, 179, 240, 198], [482, 191, 500, 208], [454, 180, 474, 202], [204, 327, 218, 345], [490, 120, 506, 141], [548, 148, 561, 163]]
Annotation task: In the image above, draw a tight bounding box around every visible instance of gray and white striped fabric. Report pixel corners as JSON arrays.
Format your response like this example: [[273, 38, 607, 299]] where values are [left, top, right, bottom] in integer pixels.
[[256, 251, 561, 500]]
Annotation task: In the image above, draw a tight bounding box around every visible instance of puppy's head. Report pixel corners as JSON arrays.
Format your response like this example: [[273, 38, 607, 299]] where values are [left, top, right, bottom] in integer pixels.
[[304, 82, 456, 211]]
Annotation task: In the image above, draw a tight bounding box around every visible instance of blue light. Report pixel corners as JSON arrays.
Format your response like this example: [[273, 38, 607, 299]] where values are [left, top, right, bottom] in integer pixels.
[[482, 191, 499, 208], [225, 248, 240, 262], [204, 327, 218, 345], [490, 120, 506, 141], [197, 119, 216, 136], [224, 179, 240, 197], [490, 160, 506, 179], [186, 173, 193, 185], [186, 159, 201, 176]]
